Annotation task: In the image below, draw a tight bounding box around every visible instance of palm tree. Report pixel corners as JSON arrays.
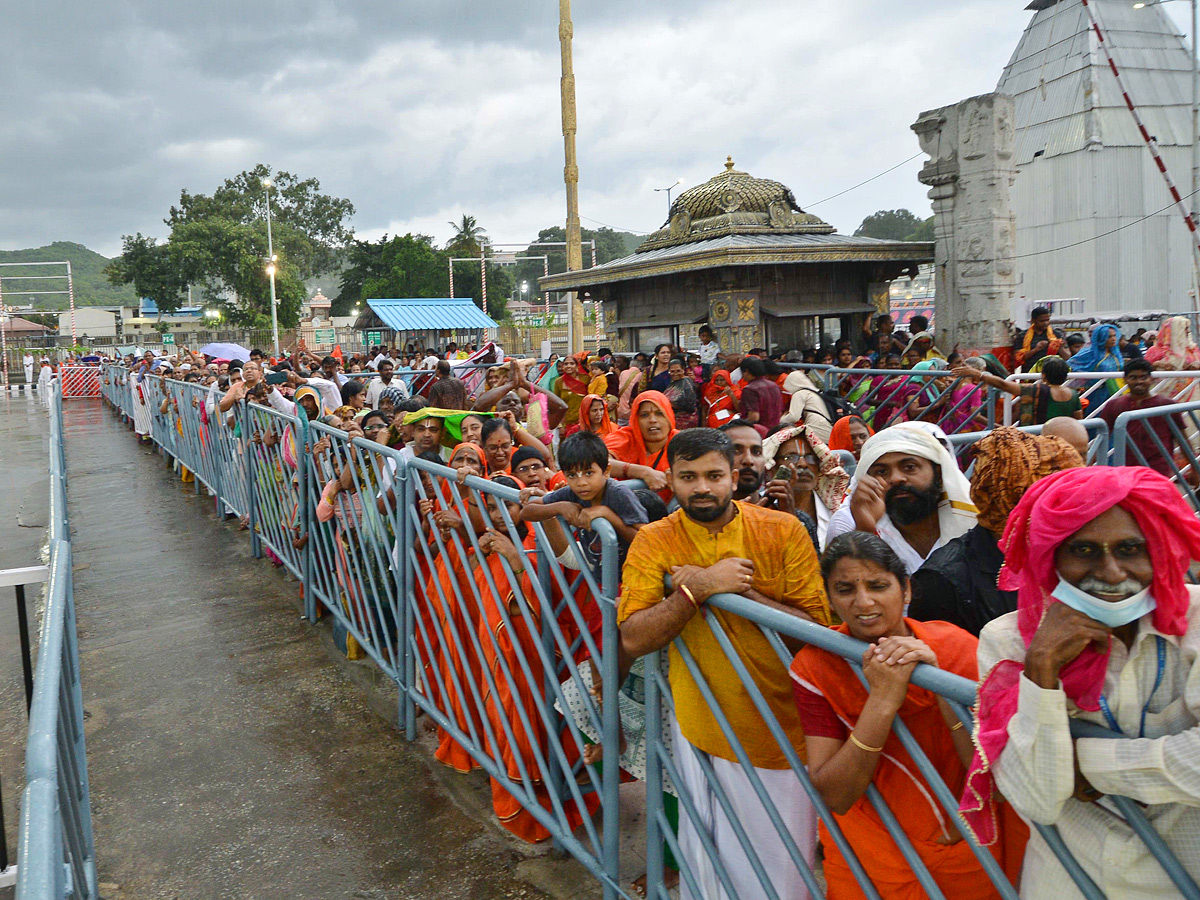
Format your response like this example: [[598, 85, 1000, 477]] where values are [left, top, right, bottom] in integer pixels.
[[446, 214, 488, 257]]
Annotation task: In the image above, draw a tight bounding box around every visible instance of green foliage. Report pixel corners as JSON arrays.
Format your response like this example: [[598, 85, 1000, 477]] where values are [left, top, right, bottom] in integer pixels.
[[107, 163, 354, 328], [854, 209, 934, 243], [445, 214, 487, 259], [335, 225, 511, 322], [335, 233, 448, 315], [0, 242, 136, 310]]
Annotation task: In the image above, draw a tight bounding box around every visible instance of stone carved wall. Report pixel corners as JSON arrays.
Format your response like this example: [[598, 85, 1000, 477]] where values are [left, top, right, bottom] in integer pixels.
[[912, 93, 1017, 356]]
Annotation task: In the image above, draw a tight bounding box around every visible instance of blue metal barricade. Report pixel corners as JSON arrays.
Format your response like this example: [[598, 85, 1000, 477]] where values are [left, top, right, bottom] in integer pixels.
[[1110, 398, 1200, 514], [94, 364, 1200, 900], [18, 380, 98, 900]]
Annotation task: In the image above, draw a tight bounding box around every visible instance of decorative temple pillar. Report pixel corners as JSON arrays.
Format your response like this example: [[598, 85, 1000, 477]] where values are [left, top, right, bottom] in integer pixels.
[[912, 93, 1018, 360]]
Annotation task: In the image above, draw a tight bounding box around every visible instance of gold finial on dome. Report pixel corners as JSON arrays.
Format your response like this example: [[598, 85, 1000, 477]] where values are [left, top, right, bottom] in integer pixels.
[[725, 155, 735, 171]]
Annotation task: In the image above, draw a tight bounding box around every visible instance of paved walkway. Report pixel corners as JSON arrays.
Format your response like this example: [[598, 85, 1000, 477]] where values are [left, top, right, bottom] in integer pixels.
[[55, 399, 575, 900]]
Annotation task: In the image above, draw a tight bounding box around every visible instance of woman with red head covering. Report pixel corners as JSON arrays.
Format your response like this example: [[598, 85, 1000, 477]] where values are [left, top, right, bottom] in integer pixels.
[[579, 393, 616, 436], [827, 415, 873, 461], [962, 466, 1200, 900], [702, 369, 741, 428], [603, 391, 678, 500]]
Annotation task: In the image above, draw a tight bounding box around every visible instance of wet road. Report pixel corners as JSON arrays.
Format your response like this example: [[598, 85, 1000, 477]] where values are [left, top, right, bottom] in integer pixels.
[[24, 398, 567, 900]]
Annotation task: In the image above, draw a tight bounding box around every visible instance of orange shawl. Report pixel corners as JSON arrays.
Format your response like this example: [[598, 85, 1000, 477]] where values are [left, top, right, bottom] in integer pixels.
[[603, 391, 678, 499], [790, 620, 1027, 899], [579, 393, 617, 436]]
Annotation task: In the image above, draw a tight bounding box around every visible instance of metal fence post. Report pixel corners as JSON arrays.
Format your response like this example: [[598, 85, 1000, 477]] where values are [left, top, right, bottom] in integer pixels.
[[300, 414, 316, 623], [244, 401, 262, 559], [400, 465, 417, 741]]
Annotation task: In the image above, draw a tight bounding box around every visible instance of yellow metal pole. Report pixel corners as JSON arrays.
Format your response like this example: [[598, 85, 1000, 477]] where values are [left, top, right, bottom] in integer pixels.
[[559, 0, 584, 352]]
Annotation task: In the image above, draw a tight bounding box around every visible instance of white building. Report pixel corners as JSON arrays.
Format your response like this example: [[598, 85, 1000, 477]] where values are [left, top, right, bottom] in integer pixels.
[[1000, 0, 1198, 314]]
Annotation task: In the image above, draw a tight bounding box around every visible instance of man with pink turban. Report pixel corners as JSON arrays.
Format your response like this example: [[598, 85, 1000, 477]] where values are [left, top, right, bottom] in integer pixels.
[[961, 466, 1200, 899]]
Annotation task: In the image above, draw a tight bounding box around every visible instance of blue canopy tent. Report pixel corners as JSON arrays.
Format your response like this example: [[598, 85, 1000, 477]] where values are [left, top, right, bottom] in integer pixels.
[[356, 298, 498, 354]]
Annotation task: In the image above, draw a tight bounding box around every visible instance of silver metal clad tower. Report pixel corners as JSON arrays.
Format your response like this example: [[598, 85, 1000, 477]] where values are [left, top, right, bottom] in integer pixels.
[[1000, 0, 1197, 313]]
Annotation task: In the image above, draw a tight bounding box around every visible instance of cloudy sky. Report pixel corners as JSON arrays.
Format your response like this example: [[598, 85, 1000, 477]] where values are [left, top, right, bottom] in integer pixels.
[[1, 1, 1192, 258]]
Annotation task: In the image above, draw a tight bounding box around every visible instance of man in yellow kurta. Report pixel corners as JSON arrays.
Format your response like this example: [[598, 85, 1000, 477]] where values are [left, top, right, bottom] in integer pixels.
[[619, 427, 829, 900]]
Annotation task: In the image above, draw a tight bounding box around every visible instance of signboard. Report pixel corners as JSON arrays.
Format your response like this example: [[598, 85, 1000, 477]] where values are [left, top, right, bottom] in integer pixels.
[[313, 328, 337, 346], [161, 333, 175, 346], [366, 330, 383, 346]]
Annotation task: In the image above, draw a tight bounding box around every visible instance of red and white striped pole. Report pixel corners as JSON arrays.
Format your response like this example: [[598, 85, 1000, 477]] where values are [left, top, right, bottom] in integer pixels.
[[1082, 0, 1200, 310], [480, 250, 487, 316], [448, 259, 455, 298]]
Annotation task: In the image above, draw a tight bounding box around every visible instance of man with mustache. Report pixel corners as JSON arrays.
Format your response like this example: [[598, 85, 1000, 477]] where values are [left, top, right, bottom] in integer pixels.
[[826, 423, 978, 574], [619, 428, 830, 900], [961, 466, 1200, 899], [720, 419, 820, 549]]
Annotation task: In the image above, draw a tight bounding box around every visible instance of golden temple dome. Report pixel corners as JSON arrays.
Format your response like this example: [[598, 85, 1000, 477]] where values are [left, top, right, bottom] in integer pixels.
[[639, 156, 834, 251]]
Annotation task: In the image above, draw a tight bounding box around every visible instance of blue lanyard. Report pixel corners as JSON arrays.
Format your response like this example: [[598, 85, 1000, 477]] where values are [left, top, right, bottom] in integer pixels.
[[1098, 635, 1166, 738]]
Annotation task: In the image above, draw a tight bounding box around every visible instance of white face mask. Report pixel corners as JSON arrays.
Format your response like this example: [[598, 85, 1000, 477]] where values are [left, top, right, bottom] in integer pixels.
[[1052, 573, 1156, 628]]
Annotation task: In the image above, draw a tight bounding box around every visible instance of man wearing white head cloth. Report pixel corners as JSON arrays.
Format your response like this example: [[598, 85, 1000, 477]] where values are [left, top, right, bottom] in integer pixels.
[[825, 422, 977, 574]]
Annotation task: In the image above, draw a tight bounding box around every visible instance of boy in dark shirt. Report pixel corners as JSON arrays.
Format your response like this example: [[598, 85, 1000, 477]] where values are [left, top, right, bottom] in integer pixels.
[[522, 431, 648, 577]]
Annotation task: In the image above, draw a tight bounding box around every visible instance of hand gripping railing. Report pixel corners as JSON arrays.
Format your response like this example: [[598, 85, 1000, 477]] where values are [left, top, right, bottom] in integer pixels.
[[18, 379, 98, 900], [639, 590, 1198, 900]]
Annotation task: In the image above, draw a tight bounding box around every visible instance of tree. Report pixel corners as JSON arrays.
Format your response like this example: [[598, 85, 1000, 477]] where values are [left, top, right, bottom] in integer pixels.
[[104, 234, 192, 316], [335, 233, 449, 315], [445, 214, 488, 258], [108, 164, 354, 328], [854, 209, 933, 242]]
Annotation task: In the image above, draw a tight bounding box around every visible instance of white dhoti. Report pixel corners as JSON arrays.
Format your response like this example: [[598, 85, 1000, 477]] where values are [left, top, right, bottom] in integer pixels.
[[673, 720, 817, 900], [131, 381, 152, 436], [23, 361, 34, 383]]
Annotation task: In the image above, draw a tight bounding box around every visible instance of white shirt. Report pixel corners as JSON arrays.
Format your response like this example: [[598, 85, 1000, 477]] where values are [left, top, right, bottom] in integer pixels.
[[365, 376, 409, 408], [825, 503, 952, 574], [980, 595, 1200, 900], [422, 354, 440, 370], [698, 341, 721, 365]]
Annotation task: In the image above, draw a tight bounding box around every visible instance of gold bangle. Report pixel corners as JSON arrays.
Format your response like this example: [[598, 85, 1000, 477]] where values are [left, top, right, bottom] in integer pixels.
[[679, 584, 700, 610], [949, 720, 965, 732], [848, 733, 884, 753]]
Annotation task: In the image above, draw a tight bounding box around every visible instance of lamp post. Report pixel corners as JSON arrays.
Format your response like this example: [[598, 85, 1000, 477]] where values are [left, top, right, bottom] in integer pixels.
[[262, 178, 280, 358], [1136, 0, 1200, 305], [654, 177, 685, 215]]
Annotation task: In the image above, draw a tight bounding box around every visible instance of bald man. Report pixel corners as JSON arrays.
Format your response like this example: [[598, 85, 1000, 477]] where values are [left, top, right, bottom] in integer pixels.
[[1041, 416, 1090, 459]]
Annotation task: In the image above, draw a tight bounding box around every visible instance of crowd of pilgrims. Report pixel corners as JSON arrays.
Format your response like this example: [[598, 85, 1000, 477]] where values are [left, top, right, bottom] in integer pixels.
[[104, 310, 1200, 900]]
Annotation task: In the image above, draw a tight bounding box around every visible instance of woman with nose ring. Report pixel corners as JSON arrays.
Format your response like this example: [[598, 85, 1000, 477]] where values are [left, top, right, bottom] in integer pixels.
[[790, 532, 1028, 899]]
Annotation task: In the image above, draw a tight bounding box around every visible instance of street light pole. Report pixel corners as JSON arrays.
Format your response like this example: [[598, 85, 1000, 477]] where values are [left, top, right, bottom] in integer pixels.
[[654, 177, 685, 215], [263, 178, 280, 358]]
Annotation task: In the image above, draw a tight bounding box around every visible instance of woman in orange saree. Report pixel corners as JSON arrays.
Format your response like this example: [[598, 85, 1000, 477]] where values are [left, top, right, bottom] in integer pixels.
[[425, 442, 490, 773], [474, 475, 600, 842], [790, 532, 1027, 900]]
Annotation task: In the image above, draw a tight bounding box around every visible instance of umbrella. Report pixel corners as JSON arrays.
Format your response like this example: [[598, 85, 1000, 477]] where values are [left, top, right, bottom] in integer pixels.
[[199, 342, 251, 361]]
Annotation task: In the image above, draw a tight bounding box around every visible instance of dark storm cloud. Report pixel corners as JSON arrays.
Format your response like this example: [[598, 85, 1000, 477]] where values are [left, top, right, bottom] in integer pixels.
[[3, 1, 1147, 259]]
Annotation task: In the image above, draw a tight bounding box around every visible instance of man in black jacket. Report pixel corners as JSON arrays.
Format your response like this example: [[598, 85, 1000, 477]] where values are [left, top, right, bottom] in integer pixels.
[[908, 427, 1082, 634]]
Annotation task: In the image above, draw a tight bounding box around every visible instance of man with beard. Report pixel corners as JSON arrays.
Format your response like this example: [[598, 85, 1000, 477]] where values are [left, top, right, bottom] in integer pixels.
[[721, 419, 820, 549], [619, 428, 829, 900], [826, 422, 977, 574], [961, 466, 1200, 899]]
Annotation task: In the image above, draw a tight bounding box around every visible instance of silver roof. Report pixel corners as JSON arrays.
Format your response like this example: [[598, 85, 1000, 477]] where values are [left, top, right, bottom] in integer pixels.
[[999, 0, 1194, 165]]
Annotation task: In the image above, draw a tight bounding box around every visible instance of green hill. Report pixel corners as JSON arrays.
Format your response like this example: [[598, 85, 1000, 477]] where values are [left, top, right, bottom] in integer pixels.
[[0, 242, 137, 310]]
